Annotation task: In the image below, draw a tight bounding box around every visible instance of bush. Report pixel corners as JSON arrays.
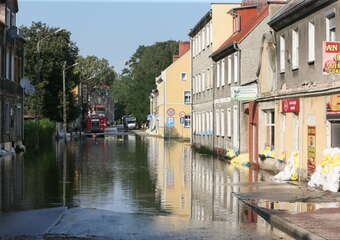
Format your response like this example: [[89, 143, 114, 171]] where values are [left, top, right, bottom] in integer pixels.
[[24, 118, 56, 150]]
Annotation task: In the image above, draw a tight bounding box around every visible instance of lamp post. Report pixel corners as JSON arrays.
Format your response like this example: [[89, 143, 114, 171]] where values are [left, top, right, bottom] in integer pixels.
[[34, 28, 63, 148]]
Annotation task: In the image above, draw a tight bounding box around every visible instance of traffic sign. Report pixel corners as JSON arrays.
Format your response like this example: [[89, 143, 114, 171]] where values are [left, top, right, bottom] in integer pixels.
[[167, 108, 175, 116]]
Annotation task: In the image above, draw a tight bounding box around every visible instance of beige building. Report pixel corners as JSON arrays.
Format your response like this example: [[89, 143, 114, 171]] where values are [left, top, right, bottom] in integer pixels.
[[258, 0, 340, 179], [190, 3, 239, 151], [149, 42, 191, 139]]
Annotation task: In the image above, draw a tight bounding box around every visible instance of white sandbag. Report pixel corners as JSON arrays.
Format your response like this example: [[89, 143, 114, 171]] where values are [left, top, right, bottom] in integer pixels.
[[308, 166, 325, 188], [322, 166, 340, 192]]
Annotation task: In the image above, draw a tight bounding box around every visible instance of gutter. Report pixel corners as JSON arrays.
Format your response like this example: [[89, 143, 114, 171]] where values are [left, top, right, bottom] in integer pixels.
[[211, 42, 238, 62]]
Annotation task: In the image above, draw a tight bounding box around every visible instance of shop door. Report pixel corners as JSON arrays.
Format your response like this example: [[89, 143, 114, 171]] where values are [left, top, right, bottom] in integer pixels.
[[331, 122, 340, 148]]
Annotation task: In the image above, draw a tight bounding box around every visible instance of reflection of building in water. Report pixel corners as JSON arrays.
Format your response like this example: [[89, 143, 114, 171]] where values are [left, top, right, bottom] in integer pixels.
[[0, 154, 24, 212], [191, 153, 248, 222], [151, 138, 192, 217]]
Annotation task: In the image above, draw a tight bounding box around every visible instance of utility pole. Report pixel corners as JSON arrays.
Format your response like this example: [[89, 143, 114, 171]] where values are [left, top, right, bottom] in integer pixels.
[[63, 61, 67, 138]]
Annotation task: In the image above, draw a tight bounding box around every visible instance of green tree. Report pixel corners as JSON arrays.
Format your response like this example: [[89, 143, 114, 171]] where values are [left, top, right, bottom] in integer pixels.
[[112, 41, 178, 122], [21, 21, 79, 122]]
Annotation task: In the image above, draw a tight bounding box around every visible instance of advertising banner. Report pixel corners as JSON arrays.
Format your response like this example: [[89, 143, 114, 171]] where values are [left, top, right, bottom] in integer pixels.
[[230, 84, 257, 101], [323, 41, 340, 74], [307, 126, 316, 175]]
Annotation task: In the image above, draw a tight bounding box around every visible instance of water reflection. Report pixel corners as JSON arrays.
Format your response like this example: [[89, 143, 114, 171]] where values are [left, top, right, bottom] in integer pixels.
[[0, 134, 297, 238]]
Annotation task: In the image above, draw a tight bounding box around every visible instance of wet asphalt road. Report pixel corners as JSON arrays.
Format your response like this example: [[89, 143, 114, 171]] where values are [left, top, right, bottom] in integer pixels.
[[0, 133, 292, 239]]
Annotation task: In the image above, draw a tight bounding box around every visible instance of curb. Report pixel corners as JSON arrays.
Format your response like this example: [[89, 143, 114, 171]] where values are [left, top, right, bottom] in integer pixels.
[[237, 197, 325, 240]]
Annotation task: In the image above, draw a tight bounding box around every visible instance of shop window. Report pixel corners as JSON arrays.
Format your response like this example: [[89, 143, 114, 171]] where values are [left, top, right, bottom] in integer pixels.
[[331, 122, 340, 147], [264, 110, 275, 147]]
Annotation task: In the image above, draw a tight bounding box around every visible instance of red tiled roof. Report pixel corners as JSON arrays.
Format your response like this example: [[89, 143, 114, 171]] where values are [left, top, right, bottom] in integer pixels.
[[212, 5, 269, 60]]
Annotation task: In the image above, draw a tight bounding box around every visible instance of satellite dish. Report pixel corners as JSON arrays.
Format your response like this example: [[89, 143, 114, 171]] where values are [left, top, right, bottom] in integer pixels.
[[20, 77, 35, 96]]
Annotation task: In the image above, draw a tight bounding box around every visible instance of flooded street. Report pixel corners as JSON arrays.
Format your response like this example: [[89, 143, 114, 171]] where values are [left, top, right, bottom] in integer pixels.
[[0, 134, 292, 239]]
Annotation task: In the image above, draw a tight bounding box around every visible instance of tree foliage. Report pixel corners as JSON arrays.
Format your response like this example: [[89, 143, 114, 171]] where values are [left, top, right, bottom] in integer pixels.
[[21, 21, 79, 121], [112, 41, 178, 122]]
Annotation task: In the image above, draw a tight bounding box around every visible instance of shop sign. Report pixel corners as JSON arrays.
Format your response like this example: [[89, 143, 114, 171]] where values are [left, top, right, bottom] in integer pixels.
[[167, 108, 175, 116], [326, 94, 340, 120], [323, 41, 340, 74], [230, 84, 257, 101], [166, 117, 175, 127], [307, 126, 316, 175], [281, 98, 300, 113]]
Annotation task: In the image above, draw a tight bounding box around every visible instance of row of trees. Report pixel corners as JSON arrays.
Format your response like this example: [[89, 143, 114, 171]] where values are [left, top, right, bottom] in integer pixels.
[[22, 22, 117, 123], [111, 41, 179, 122], [23, 21, 183, 125]]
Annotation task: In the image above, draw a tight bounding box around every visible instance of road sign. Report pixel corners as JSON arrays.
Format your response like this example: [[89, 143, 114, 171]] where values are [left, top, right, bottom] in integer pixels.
[[180, 117, 185, 124], [167, 108, 175, 116], [166, 117, 175, 127], [179, 111, 185, 118]]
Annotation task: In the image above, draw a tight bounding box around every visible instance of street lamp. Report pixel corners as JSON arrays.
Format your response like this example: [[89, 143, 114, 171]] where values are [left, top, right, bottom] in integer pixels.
[[34, 27, 63, 148], [62, 62, 79, 137]]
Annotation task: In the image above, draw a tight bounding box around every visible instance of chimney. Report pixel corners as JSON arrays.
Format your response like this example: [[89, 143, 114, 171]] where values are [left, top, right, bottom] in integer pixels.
[[178, 41, 190, 57], [173, 41, 190, 62]]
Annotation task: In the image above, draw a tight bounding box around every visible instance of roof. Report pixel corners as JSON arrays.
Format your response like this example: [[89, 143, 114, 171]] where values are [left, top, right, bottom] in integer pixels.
[[188, 10, 211, 38], [269, 0, 336, 31], [211, 5, 269, 61]]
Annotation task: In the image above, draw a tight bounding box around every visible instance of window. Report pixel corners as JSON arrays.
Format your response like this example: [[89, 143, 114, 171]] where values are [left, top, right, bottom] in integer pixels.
[[210, 65, 213, 89], [292, 29, 299, 70], [206, 112, 209, 133], [326, 13, 336, 41], [227, 108, 231, 137], [184, 91, 191, 104], [206, 68, 210, 89], [308, 22, 315, 63], [198, 74, 201, 93], [216, 109, 220, 136], [206, 24, 210, 47], [198, 33, 201, 54], [227, 55, 232, 84], [264, 110, 275, 147], [233, 14, 241, 33], [216, 61, 220, 88], [234, 52, 239, 83], [11, 12, 16, 26], [280, 35, 285, 73], [202, 27, 206, 50], [221, 59, 225, 86], [181, 72, 187, 81], [6, 8, 10, 26], [202, 72, 205, 91], [233, 105, 239, 148], [221, 109, 225, 137], [210, 111, 213, 133], [6, 48, 10, 80], [184, 115, 191, 128]]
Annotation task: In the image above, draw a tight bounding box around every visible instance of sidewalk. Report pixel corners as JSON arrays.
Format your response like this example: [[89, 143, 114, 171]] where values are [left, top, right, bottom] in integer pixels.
[[235, 182, 340, 240]]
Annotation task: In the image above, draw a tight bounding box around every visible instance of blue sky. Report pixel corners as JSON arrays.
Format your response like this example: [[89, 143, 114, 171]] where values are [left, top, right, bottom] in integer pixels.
[[18, 1, 236, 73]]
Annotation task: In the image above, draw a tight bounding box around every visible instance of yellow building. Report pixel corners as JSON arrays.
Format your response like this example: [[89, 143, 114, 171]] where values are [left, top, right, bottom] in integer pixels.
[[149, 42, 191, 139]]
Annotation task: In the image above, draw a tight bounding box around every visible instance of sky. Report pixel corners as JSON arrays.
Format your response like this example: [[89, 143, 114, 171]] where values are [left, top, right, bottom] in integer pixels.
[[17, 0, 238, 73]]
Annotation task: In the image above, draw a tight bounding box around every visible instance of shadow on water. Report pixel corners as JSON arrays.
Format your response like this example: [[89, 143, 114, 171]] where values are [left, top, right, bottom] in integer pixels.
[[0, 133, 296, 238]]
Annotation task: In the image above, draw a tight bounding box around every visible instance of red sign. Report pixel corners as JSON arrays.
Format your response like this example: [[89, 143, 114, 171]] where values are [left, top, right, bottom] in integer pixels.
[[167, 108, 175, 116], [281, 99, 300, 113]]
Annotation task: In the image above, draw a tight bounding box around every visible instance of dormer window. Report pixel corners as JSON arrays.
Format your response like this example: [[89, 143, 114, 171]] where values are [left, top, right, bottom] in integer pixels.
[[233, 14, 241, 32]]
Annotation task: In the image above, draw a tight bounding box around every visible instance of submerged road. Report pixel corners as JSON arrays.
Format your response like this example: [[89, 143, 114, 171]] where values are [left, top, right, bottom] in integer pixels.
[[0, 133, 292, 239]]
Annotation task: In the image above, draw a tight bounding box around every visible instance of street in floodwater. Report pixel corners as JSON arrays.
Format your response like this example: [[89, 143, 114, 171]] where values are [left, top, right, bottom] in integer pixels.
[[0, 134, 292, 239]]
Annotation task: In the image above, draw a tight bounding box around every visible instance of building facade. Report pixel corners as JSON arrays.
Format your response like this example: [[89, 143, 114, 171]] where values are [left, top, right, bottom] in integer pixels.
[[149, 42, 191, 139], [211, 1, 285, 157], [190, 3, 238, 151], [0, 0, 24, 150], [262, 0, 340, 178]]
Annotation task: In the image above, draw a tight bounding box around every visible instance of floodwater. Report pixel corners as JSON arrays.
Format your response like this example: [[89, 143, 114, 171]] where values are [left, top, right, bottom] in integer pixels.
[[0, 133, 293, 239]]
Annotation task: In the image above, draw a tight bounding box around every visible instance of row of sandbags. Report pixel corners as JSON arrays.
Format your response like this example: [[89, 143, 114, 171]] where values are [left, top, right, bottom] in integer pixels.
[[308, 148, 340, 192], [272, 152, 300, 181]]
